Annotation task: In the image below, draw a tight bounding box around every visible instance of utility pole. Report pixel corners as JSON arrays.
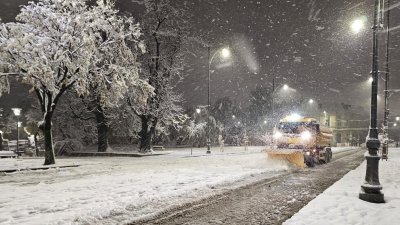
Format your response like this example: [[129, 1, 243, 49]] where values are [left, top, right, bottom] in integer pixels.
[[272, 77, 275, 128], [359, 0, 384, 203], [382, 0, 390, 160]]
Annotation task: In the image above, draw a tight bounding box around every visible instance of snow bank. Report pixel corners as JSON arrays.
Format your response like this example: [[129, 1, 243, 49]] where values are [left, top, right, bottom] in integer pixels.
[[331, 146, 360, 153], [284, 148, 400, 225], [0, 146, 287, 225]]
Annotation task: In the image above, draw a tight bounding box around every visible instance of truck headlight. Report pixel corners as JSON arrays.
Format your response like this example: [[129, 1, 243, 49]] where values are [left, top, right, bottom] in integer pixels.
[[273, 131, 282, 139], [301, 131, 312, 140]]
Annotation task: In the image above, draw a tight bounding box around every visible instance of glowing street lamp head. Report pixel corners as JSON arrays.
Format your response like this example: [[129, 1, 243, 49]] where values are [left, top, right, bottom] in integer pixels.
[[232, 115, 236, 119], [351, 19, 365, 34], [394, 123, 397, 127], [396, 116, 399, 121], [283, 84, 289, 90], [221, 48, 231, 58], [309, 99, 314, 104], [196, 108, 201, 114], [12, 108, 22, 116], [273, 131, 282, 139], [368, 77, 374, 83]]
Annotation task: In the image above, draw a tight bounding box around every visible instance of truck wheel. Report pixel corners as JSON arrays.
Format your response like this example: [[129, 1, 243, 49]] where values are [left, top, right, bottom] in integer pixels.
[[324, 153, 329, 163], [305, 156, 315, 167], [326, 149, 332, 163]]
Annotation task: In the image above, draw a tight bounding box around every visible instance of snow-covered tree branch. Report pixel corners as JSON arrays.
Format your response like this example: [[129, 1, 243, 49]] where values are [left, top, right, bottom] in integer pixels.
[[0, 0, 150, 164]]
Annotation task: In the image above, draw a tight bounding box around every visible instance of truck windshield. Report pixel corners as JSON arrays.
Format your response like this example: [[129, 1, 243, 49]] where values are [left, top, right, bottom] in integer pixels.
[[278, 122, 313, 134]]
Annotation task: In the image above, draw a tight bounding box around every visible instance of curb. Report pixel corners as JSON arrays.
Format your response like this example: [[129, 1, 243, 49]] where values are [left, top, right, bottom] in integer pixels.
[[67, 151, 172, 157], [0, 164, 80, 173]]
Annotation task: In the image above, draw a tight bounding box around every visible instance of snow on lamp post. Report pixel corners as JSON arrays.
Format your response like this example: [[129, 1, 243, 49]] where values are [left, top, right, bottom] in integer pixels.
[[12, 108, 22, 157], [359, 0, 384, 203], [206, 46, 231, 154]]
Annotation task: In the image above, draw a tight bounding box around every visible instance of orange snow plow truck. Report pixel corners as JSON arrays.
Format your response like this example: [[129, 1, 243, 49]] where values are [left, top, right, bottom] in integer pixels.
[[266, 114, 333, 168]]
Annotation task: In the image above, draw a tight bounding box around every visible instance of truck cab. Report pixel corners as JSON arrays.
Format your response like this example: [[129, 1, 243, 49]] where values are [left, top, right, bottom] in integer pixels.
[[272, 114, 333, 166]]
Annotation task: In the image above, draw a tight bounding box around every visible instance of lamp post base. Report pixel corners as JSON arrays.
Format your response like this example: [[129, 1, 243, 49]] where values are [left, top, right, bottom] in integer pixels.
[[359, 188, 384, 203], [206, 141, 211, 154], [359, 152, 384, 203]]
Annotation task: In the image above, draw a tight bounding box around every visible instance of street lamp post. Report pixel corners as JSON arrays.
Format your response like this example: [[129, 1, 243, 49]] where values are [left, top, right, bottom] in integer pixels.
[[12, 108, 22, 157], [323, 110, 328, 126], [271, 79, 289, 147], [382, 0, 391, 160], [359, 0, 384, 203], [271, 78, 289, 129], [0, 130, 3, 151], [206, 46, 231, 154]]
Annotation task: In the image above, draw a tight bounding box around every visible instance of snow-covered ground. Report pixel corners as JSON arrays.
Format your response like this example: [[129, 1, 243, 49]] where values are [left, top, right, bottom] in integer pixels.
[[0, 146, 356, 225], [284, 148, 400, 225], [0, 146, 287, 225]]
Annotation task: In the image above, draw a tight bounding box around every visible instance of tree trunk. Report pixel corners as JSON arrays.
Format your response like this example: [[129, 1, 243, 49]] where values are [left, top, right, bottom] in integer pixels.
[[150, 118, 158, 141], [34, 134, 39, 157], [42, 114, 55, 165], [139, 115, 153, 153], [95, 104, 109, 152], [0, 132, 3, 151]]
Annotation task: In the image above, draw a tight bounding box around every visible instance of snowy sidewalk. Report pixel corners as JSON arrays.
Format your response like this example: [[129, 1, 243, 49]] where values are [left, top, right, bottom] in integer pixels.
[[284, 148, 400, 225]]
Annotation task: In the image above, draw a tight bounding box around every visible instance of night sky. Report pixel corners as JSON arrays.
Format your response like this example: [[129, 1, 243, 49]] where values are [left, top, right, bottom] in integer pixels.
[[178, 0, 400, 116], [1, 0, 399, 117]]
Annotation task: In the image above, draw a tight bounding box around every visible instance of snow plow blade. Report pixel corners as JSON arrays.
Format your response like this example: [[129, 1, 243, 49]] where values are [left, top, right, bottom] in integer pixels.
[[266, 149, 305, 169]]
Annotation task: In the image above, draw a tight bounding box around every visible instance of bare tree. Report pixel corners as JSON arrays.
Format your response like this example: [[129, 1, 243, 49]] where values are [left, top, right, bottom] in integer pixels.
[[130, 0, 190, 152]]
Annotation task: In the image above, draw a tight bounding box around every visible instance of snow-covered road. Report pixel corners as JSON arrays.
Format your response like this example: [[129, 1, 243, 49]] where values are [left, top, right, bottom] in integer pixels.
[[137, 147, 364, 225], [0, 146, 357, 225]]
